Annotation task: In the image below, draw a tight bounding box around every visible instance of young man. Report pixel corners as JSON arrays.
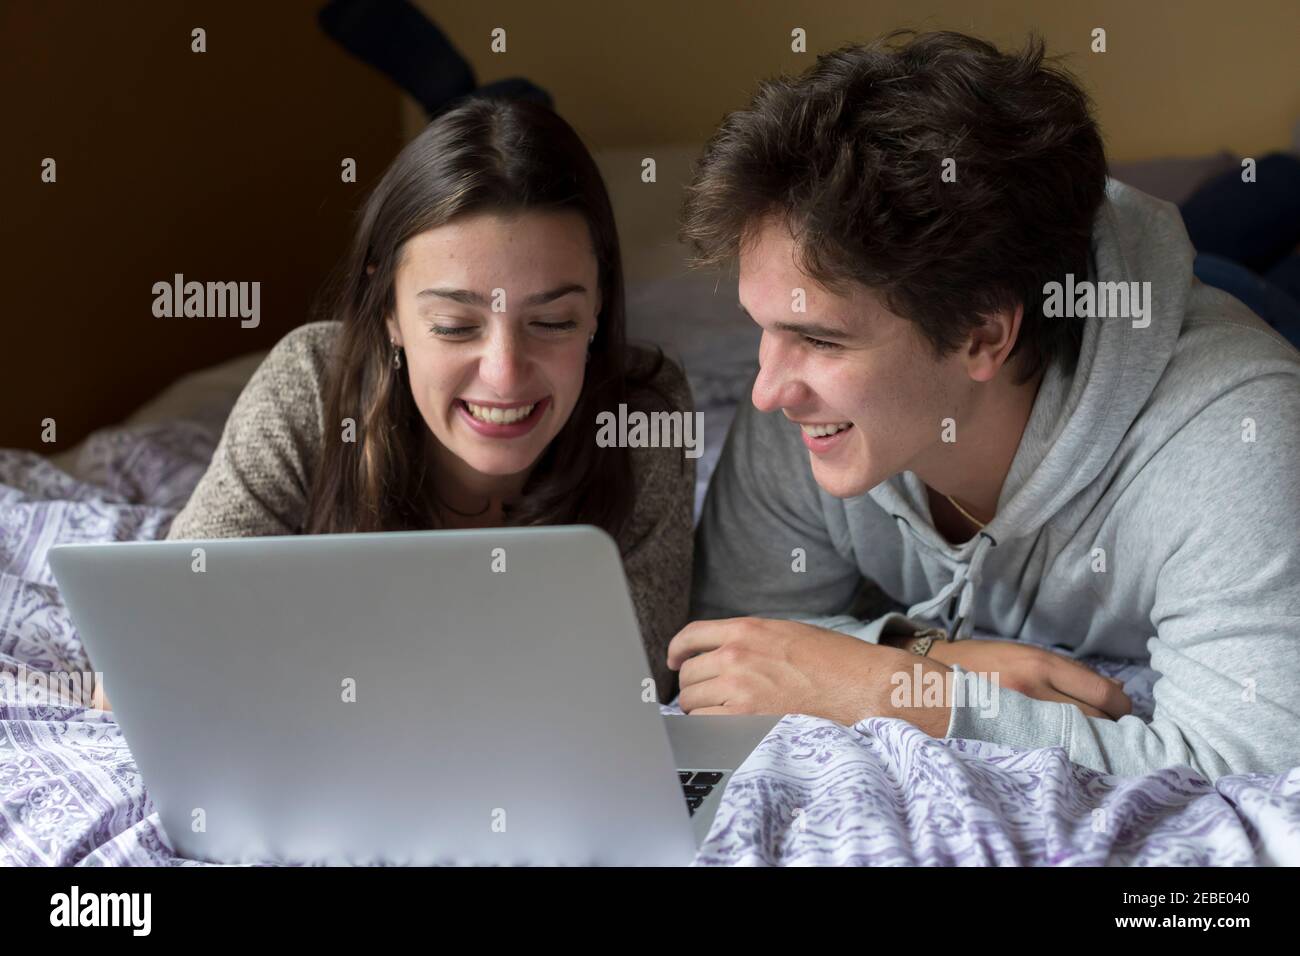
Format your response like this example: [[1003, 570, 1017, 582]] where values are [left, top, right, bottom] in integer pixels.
[[669, 30, 1300, 781]]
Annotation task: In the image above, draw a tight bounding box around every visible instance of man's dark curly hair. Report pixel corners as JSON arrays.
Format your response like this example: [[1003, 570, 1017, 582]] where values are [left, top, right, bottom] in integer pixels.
[[679, 29, 1109, 384]]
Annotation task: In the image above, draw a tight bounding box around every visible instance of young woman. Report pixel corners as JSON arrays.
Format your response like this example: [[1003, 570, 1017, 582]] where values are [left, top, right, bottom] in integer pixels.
[[163, 96, 696, 703]]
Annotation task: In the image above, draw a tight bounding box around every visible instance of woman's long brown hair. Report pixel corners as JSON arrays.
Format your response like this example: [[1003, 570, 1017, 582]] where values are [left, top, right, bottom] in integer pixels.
[[303, 96, 659, 537]]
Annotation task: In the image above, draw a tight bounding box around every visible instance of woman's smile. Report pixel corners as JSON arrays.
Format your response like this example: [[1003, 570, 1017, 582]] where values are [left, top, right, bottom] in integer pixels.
[[454, 396, 551, 438]]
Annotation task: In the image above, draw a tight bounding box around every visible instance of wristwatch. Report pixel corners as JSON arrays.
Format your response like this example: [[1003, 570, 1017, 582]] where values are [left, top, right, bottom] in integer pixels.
[[899, 627, 949, 657]]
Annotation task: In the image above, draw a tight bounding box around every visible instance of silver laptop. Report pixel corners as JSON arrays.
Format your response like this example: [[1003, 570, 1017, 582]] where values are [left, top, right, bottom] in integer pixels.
[[47, 526, 778, 865]]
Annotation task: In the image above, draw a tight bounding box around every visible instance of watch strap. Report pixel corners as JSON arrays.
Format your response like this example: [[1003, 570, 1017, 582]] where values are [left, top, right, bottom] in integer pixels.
[[903, 627, 949, 657]]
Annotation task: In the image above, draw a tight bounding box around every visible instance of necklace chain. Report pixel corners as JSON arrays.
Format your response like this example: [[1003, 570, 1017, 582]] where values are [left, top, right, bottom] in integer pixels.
[[944, 493, 988, 529]]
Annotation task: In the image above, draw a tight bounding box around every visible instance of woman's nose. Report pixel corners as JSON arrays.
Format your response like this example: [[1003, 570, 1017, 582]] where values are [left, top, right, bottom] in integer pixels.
[[477, 330, 529, 393]]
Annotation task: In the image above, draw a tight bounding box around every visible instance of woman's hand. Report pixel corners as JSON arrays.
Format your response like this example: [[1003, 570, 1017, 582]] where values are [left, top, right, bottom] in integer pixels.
[[926, 638, 1131, 719], [91, 680, 112, 712]]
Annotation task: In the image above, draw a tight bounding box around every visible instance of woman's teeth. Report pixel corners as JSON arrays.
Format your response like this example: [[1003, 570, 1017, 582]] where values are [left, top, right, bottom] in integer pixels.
[[465, 401, 535, 424], [801, 422, 852, 438]]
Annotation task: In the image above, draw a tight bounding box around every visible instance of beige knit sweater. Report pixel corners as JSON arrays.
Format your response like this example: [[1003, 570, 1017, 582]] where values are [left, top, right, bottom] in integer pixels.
[[166, 321, 696, 702]]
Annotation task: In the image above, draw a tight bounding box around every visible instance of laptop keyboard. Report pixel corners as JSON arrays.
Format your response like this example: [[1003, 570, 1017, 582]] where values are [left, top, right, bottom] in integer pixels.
[[678, 770, 725, 815]]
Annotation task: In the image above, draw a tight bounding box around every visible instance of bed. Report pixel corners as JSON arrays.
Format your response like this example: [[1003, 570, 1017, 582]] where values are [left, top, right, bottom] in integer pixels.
[[4, 148, 1297, 866]]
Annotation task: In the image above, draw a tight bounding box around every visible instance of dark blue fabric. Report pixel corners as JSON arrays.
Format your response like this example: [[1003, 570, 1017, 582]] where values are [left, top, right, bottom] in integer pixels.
[[1194, 254, 1300, 348], [317, 0, 553, 117], [1181, 152, 1300, 349], [318, 0, 476, 116], [1180, 153, 1300, 273]]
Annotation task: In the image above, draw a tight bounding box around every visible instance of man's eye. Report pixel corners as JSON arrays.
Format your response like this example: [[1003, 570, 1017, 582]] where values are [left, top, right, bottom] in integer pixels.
[[803, 335, 841, 351], [533, 319, 578, 332]]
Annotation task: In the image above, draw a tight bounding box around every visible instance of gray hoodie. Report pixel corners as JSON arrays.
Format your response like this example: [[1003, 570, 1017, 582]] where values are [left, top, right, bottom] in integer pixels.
[[692, 179, 1300, 781]]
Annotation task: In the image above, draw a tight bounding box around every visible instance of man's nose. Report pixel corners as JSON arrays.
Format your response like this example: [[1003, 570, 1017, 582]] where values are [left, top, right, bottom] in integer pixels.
[[751, 334, 800, 412]]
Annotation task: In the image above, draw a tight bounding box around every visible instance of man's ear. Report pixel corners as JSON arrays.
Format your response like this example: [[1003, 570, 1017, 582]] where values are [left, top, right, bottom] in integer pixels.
[[967, 303, 1023, 382]]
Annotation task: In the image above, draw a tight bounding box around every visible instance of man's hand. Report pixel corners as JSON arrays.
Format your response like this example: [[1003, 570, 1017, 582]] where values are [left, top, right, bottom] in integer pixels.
[[667, 617, 954, 733], [922, 637, 1131, 719]]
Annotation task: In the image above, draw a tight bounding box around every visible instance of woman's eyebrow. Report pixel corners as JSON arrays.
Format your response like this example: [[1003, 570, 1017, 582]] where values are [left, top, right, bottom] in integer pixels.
[[416, 283, 588, 309], [522, 283, 587, 306]]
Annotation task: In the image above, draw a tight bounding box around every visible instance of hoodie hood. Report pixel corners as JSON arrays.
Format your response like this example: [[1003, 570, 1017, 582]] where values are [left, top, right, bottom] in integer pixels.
[[865, 178, 1194, 638]]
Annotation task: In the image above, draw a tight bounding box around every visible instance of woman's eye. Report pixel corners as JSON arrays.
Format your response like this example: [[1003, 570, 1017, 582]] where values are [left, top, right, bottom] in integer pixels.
[[429, 325, 475, 337], [804, 335, 841, 352], [533, 319, 578, 332]]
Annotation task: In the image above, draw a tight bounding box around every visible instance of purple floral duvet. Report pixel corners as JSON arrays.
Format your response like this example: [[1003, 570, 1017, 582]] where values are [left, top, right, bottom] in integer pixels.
[[3, 421, 1298, 866]]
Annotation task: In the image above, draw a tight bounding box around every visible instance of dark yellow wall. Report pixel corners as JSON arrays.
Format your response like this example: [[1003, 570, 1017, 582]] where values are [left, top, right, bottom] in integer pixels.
[[2, 1, 403, 452], [412, 0, 1298, 160], [5, 1, 1296, 453]]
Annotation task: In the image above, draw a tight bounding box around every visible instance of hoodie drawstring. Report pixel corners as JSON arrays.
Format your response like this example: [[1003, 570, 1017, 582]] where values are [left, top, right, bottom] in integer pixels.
[[897, 527, 997, 641]]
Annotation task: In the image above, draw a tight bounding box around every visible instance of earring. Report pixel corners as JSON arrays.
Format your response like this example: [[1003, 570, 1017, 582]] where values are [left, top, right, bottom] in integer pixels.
[[586, 333, 594, 363], [391, 339, 402, 370]]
